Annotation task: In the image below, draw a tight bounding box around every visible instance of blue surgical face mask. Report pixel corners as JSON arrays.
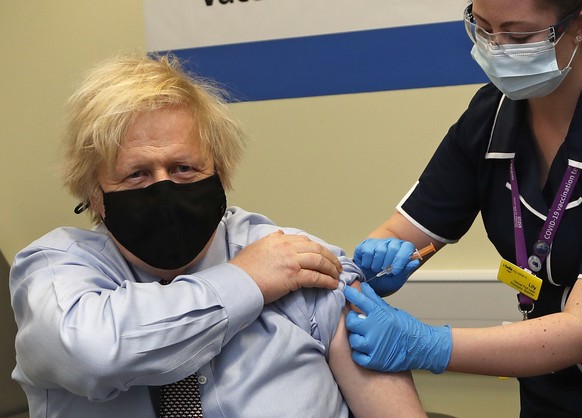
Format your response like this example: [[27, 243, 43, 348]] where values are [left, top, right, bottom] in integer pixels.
[[471, 33, 579, 100]]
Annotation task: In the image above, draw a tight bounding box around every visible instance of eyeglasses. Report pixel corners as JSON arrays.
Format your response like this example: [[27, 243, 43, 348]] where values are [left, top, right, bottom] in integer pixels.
[[464, 3, 581, 46]]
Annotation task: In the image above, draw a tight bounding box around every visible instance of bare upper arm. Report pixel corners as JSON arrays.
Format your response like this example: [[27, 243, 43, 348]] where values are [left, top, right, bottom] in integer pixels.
[[327, 282, 427, 418]]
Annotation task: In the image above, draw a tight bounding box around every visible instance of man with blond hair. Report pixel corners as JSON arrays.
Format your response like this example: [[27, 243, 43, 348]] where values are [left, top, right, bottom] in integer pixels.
[[10, 54, 425, 418]]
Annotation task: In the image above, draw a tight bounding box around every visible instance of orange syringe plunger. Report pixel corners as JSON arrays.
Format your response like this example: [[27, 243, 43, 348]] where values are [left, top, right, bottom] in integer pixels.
[[411, 242, 436, 261], [371, 242, 437, 279]]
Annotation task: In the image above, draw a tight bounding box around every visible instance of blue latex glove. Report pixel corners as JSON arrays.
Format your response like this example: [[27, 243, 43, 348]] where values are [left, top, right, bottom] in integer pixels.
[[344, 283, 452, 374], [353, 238, 420, 296]]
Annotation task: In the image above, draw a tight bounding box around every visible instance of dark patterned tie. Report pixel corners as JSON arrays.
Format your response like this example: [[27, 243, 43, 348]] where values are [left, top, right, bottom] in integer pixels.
[[158, 279, 203, 417], [159, 374, 203, 418]]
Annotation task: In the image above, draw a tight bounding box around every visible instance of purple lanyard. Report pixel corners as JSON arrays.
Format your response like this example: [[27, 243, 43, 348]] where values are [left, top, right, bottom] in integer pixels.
[[509, 160, 580, 305]]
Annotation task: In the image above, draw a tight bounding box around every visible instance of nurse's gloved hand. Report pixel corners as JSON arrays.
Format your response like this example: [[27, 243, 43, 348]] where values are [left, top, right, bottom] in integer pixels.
[[344, 283, 452, 374], [353, 238, 419, 296]]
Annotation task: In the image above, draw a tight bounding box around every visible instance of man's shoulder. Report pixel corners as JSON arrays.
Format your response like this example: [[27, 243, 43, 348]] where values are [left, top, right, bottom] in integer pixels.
[[223, 206, 274, 226], [223, 206, 289, 244], [10, 226, 120, 285], [13, 226, 117, 270], [22, 226, 108, 253]]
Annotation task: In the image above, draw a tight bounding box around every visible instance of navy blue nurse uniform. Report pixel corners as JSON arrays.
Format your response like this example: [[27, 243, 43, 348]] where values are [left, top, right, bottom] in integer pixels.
[[399, 83, 582, 417]]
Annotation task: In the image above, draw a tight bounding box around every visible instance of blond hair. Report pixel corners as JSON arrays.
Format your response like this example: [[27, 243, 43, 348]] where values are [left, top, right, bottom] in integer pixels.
[[61, 53, 246, 224]]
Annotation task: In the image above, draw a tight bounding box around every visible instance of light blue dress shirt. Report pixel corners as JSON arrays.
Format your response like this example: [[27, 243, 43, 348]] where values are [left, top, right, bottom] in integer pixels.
[[10, 207, 361, 417]]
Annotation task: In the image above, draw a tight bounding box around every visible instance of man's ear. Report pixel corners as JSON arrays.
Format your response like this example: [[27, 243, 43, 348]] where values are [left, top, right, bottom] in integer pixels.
[[89, 188, 105, 220]]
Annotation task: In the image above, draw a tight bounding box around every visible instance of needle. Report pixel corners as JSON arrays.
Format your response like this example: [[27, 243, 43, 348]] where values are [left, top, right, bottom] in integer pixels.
[[367, 242, 436, 281]]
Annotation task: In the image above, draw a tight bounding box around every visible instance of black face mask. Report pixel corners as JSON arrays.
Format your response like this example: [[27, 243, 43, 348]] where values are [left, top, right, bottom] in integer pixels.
[[102, 175, 226, 270]]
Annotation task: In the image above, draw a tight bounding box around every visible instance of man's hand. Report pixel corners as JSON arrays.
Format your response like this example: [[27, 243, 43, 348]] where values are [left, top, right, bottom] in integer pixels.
[[230, 230, 343, 304]]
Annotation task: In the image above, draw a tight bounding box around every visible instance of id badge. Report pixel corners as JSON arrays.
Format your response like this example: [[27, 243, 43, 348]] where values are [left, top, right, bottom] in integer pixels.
[[497, 259, 542, 301]]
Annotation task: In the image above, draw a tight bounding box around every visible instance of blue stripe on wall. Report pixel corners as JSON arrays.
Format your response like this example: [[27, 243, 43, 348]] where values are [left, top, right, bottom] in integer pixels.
[[164, 20, 488, 102]]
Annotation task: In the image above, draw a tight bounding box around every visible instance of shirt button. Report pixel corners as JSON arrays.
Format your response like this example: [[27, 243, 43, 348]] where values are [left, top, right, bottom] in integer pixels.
[[197, 375, 207, 385]]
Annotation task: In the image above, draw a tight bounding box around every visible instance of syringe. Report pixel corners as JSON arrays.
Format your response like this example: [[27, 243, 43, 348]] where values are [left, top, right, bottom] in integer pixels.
[[367, 242, 436, 281]]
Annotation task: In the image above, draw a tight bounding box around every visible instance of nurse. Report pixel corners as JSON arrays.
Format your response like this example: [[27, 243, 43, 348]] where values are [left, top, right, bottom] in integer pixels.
[[344, 0, 582, 416]]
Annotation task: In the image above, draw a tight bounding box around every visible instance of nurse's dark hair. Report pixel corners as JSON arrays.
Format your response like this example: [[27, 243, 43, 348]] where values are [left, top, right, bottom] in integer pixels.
[[536, 0, 582, 17]]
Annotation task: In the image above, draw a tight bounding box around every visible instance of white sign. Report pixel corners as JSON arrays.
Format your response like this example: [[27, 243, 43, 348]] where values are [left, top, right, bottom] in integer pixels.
[[144, 0, 468, 51]]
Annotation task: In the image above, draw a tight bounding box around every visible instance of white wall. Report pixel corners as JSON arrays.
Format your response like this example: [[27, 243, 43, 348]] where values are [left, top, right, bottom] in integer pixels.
[[1, 0, 145, 261], [390, 270, 523, 327], [227, 85, 499, 270]]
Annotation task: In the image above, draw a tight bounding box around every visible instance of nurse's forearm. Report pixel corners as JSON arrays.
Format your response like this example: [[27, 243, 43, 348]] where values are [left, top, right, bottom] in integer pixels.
[[367, 213, 444, 260], [367, 213, 406, 239], [447, 312, 582, 377]]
